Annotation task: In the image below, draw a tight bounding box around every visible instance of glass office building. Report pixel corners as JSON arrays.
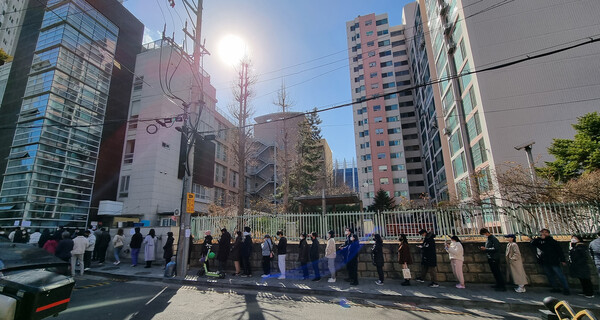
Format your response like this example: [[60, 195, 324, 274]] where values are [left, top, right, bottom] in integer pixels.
[[0, 0, 120, 228]]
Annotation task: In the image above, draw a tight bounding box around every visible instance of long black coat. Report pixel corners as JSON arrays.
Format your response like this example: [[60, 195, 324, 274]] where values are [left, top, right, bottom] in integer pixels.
[[372, 241, 384, 266], [163, 236, 174, 260], [309, 238, 320, 262], [569, 243, 591, 279], [420, 232, 437, 267], [298, 239, 310, 263], [230, 236, 242, 261], [217, 232, 232, 262], [241, 235, 252, 258]]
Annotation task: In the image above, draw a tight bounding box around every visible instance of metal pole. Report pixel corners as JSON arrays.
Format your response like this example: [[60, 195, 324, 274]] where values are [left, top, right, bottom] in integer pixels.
[[524, 146, 537, 184], [177, 0, 205, 279]]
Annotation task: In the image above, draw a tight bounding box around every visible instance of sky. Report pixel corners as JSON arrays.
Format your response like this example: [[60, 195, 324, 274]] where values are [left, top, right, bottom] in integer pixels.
[[123, 0, 412, 163]]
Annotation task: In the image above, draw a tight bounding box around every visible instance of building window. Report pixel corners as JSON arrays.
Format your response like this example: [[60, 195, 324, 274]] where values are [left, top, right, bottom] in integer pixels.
[[371, 83, 379, 89], [378, 40, 390, 47], [361, 154, 371, 161], [389, 140, 401, 146], [377, 153, 386, 159], [123, 140, 135, 164], [374, 117, 383, 123], [385, 104, 398, 111], [367, 41, 374, 47], [388, 128, 401, 134], [376, 18, 388, 26], [393, 178, 407, 184], [379, 50, 391, 57], [133, 76, 143, 91], [378, 165, 388, 172], [119, 175, 130, 197], [386, 116, 398, 122], [390, 152, 404, 159], [370, 72, 378, 78], [375, 128, 384, 135], [365, 192, 375, 198], [376, 140, 385, 147], [365, 20, 373, 26], [381, 71, 394, 78], [377, 29, 388, 36], [369, 62, 376, 67], [380, 177, 389, 185], [380, 61, 393, 67], [452, 152, 467, 177], [373, 105, 381, 111], [391, 30, 404, 36], [391, 165, 405, 171], [366, 31, 374, 36]]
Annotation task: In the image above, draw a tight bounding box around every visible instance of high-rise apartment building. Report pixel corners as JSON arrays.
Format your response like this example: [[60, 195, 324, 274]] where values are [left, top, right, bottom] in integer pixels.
[[0, 0, 29, 56], [0, 0, 143, 229], [419, 0, 600, 203], [403, 2, 453, 202], [105, 39, 240, 226], [346, 14, 427, 207]]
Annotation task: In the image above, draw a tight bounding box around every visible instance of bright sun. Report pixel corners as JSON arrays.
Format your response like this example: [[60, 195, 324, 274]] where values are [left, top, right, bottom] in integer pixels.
[[218, 34, 247, 66]]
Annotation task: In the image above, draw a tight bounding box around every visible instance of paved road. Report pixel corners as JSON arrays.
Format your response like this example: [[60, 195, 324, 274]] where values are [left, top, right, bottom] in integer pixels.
[[54, 275, 539, 320]]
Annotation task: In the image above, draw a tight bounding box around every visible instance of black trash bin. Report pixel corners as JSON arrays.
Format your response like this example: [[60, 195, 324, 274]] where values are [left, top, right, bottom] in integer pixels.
[[0, 269, 75, 320]]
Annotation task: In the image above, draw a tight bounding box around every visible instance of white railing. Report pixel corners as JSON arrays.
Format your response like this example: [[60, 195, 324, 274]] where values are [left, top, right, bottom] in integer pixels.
[[190, 202, 600, 241]]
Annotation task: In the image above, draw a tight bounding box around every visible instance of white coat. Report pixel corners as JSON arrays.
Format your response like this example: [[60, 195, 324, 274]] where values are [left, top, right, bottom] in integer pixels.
[[143, 235, 157, 261]]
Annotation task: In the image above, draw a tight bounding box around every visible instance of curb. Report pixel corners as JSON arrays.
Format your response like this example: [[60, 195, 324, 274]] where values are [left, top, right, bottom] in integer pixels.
[[85, 270, 600, 314]]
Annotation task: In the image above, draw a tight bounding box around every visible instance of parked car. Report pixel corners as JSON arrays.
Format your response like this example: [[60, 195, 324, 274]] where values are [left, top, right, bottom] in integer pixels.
[[0, 237, 75, 320]]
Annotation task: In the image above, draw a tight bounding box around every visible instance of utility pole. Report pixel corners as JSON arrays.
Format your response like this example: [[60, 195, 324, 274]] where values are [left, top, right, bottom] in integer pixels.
[[174, 0, 209, 278]]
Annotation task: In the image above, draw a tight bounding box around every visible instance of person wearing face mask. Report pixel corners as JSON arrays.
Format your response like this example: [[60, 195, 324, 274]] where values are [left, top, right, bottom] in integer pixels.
[[325, 230, 336, 283], [416, 229, 439, 288], [372, 234, 385, 285], [298, 232, 310, 280], [230, 231, 243, 276], [445, 235, 465, 289], [531, 228, 570, 295], [398, 234, 413, 286], [479, 228, 505, 291], [589, 231, 600, 293], [569, 235, 594, 298], [241, 227, 253, 277], [276, 230, 287, 280], [504, 234, 528, 293], [338, 228, 353, 282], [347, 233, 360, 286]]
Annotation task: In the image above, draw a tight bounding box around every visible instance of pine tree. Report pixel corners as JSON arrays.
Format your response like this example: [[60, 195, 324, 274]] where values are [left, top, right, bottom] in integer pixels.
[[370, 189, 395, 212], [289, 109, 324, 199]]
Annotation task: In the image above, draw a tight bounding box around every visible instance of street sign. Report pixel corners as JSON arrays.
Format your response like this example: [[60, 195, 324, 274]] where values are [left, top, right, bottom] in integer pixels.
[[186, 193, 195, 213]]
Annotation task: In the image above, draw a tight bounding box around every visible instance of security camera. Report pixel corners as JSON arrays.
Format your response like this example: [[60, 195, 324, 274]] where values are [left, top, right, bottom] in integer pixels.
[[514, 141, 535, 151]]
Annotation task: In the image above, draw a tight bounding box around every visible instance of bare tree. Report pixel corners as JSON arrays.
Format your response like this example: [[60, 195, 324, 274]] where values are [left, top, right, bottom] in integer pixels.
[[273, 82, 294, 212], [229, 58, 256, 216]]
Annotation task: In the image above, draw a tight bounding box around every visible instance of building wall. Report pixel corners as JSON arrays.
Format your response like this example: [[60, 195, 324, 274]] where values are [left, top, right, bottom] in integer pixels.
[[346, 14, 426, 207], [0, 0, 142, 229], [113, 40, 237, 226], [0, 0, 29, 56], [423, 0, 600, 202]]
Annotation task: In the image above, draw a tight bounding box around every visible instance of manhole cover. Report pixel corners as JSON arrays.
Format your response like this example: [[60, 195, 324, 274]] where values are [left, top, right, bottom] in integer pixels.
[[135, 271, 151, 275], [101, 267, 120, 271]]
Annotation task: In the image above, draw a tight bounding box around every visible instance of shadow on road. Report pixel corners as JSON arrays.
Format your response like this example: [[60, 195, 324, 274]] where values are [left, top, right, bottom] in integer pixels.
[[128, 286, 177, 319]]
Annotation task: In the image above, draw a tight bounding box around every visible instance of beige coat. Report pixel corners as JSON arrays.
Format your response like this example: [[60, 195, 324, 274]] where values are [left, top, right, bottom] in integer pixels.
[[505, 242, 528, 286]]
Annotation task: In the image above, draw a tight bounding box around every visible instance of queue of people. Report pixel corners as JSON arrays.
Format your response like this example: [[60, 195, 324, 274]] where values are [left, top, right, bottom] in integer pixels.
[[195, 226, 598, 299]]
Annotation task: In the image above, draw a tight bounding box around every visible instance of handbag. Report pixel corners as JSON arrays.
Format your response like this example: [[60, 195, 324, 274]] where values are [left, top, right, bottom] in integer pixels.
[[402, 268, 411, 280], [268, 240, 274, 259]]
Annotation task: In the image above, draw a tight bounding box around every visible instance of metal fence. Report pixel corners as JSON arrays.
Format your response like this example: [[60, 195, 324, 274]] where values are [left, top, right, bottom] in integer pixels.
[[190, 202, 600, 241]]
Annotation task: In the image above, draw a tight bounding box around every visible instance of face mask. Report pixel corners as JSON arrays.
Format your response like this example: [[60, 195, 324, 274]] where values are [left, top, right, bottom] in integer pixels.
[[571, 238, 578, 243], [345, 231, 350, 236], [300, 237, 304, 240]]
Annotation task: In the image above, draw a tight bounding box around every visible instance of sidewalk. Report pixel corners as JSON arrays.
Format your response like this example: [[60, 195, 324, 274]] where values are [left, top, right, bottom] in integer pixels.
[[85, 261, 600, 315]]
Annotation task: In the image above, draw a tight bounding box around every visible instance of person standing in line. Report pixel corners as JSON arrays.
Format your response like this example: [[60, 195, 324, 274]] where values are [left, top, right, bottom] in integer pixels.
[[55, 232, 73, 263], [130, 227, 143, 267], [310, 232, 321, 281], [589, 231, 600, 293], [43, 233, 59, 255], [531, 228, 570, 295], [202, 230, 213, 270], [143, 229, 157, 268], [112, 228, 125, 265], [261, 235, 274, 278], [96, 228, 111, 265], [398, 234, 413, 286], [338, 228, 353, 282], [505, 234, 528, 293], [240, 227, 253, 277], [231, 231, 243, 276], [569, 235, 594, 298], [445, 236, 465, 289], [347, 233, 360, 286], [479, 228, 506, 291], [217, 228, 231, 273], [276, 230, 287, 280], [28, 229, 41, 246], [163, 232, 174, 268], [416, 229, 439, 288], [83, 230, 95, 271], [325, 230, 336, 283], [71, 231, 88, 276], [38, 229, 51, 248], [92, 227, 102, 261], [298, 232, 310, 280], [372, 234, 385, 286]]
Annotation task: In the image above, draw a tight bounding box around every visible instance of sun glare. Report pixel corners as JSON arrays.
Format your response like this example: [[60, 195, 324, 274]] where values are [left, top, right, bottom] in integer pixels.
[[218, 34, 247, 66]]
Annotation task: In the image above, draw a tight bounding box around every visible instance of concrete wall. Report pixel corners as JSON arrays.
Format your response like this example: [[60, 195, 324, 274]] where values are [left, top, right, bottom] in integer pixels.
[[191, 241, 598, 286]]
